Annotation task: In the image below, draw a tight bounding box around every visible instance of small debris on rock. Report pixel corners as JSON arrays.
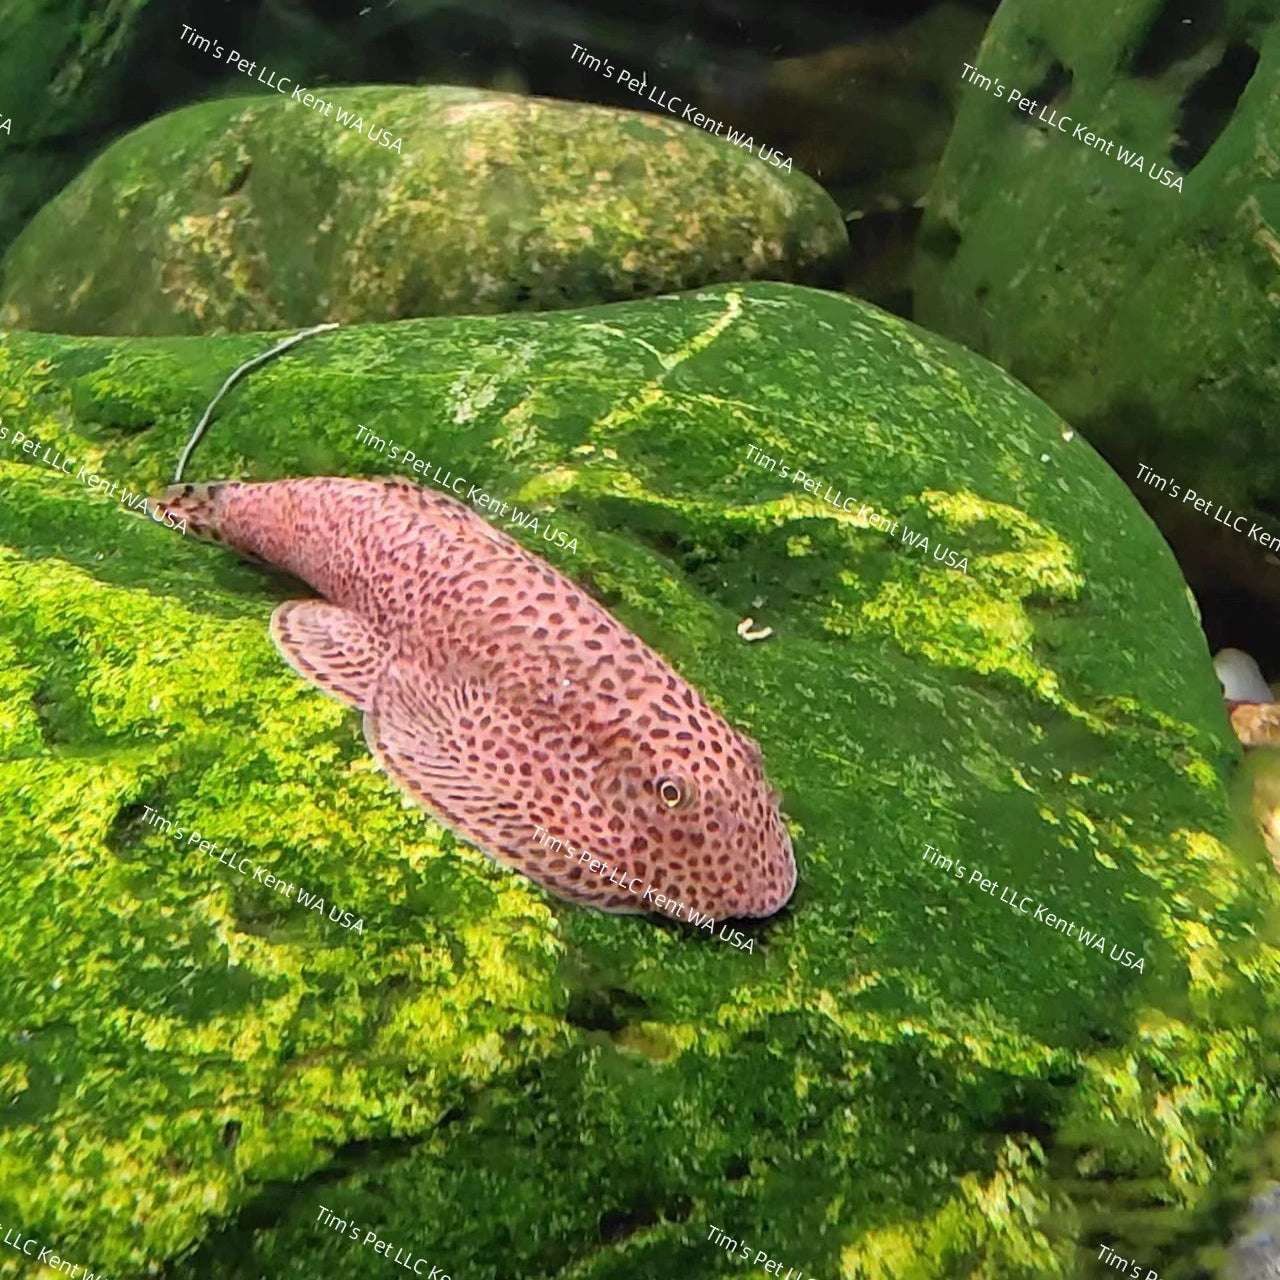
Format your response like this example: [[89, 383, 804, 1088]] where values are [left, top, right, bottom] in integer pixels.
[[737, 617, 773, 643]]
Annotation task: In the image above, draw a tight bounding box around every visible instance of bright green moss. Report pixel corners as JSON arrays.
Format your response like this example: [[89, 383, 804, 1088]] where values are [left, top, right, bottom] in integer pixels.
[[0, 282, 1276, 1280]]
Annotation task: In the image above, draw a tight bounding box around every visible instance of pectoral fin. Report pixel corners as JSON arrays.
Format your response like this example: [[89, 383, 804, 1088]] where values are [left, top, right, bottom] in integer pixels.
[[362, 658, 637, 910], [270, 599, 390, 711]]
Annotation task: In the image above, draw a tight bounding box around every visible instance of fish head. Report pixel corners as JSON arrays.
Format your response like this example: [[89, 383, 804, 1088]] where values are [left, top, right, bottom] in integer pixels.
[[591, 713, 795, 920]]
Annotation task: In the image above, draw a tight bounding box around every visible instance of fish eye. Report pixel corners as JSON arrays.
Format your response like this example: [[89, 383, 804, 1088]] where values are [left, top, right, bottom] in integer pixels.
[[657, 776, 688, 809]]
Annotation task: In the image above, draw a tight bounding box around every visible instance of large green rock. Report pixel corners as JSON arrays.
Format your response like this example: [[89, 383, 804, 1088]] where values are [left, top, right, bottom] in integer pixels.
[[912, 0, 1280, 629], [0, 282, 1276, 1280], [0, 0, 154, 257], [0, 0, 904, 265], [0, 85, 848, 337]]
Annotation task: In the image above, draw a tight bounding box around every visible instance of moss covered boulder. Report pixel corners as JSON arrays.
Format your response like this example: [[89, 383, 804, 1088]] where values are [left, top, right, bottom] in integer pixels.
[[1, 281, 1277, 1280], [912, 0, 1280, 634], [0, 84, 848, 337], [0, 0, 156, 257]]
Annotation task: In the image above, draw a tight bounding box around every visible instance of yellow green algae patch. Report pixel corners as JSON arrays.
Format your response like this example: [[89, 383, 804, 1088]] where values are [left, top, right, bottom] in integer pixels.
[[0, 282, 1277, 1280], [0, 85, 848, 337]]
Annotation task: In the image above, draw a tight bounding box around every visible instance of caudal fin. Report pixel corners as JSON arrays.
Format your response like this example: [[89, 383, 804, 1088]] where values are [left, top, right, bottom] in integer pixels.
[[153, 481, 236, 543]]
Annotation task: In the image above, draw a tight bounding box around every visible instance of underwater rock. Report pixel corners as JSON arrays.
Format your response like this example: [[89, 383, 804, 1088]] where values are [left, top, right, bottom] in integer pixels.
[[0, 282, 1275, 1276], [912, 0, 1280, 641], [0, 84, 848, 336], [1226, 1182, 1280, 1280], [0, 0, 157, 259], [0, 0, 959, 268]]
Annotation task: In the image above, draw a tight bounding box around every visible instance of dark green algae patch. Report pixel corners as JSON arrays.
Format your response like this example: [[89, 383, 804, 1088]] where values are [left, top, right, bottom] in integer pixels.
[[0, 281, 1277, 1279]]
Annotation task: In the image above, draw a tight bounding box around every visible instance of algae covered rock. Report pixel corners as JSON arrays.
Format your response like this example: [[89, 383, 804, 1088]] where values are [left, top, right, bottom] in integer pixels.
[[0, 84, 848, 337], [0, 0, 157, 257], [912, 0, 1280, 622], [0, 282, 1276, 1279]]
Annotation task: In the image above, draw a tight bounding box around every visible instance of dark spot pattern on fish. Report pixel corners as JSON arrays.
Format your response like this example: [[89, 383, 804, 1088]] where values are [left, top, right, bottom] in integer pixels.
[[155, 476, 796, 919]]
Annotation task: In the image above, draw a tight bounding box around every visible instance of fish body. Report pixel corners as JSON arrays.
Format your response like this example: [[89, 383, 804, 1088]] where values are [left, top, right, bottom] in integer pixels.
[[156, 477, 796, 919]]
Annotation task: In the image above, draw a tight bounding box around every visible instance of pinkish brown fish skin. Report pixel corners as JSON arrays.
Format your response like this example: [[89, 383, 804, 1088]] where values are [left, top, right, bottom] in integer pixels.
[[155, 476, 796, 920]]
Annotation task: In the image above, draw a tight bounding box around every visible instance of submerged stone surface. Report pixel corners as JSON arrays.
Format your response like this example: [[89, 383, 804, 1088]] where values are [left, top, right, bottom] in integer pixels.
[[912, 0, 1280, 638], [0, 0, 907, 266], [0, 282, 1275, 1278], [0, 0, 155, 259], [0, 84, 848, 336]]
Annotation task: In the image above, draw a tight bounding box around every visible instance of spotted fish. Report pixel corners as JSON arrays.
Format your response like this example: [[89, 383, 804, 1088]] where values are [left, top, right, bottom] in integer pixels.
[[155, 477, 796, 919]]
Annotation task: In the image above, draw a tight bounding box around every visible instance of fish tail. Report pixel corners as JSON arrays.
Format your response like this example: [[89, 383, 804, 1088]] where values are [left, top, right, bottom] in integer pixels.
[[154, 480, 237, 544]]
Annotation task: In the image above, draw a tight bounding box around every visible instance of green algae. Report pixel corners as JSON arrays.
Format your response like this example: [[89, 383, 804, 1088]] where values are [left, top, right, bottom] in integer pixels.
[[0, 85, 848, 337], [0, 282, 1276, 1279], [912, 0, 1280, 579], [0, 0, 158, 259]]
